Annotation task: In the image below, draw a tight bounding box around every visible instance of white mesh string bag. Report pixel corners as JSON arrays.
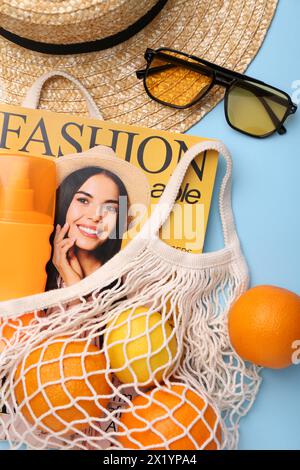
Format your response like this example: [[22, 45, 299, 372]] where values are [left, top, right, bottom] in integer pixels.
[[0, 140, 261, 450]]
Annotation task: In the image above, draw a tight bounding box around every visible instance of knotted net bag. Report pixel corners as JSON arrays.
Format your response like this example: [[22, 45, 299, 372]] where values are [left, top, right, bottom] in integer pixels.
[[0, 140, 261, 450]]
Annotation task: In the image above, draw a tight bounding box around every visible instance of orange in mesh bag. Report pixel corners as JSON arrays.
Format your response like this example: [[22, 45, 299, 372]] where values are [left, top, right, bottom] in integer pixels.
[[13, 336, 111, 435], [118, 384, 222, 450], [0, 313, 35, 352], [0, 140, 261, 450]]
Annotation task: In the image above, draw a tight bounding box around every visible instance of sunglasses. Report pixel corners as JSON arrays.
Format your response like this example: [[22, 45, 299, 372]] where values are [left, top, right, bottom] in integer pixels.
[[136, 48, 297, 138]]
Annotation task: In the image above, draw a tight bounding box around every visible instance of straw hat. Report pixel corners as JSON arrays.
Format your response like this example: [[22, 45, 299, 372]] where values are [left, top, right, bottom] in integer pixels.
[[56, 145, 151, 226], [0, 0, 278, 132]]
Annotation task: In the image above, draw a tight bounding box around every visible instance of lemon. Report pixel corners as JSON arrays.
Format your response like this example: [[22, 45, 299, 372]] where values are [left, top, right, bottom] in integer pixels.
[[105, 306, 177, 385]]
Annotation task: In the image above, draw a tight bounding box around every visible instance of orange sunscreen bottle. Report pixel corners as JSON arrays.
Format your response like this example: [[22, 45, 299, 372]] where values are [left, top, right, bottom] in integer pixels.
[[0, 155, 56, 301]]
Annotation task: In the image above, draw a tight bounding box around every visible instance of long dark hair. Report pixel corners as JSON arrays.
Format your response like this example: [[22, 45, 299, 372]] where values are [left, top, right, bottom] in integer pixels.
[[46, 166, 128, 291]]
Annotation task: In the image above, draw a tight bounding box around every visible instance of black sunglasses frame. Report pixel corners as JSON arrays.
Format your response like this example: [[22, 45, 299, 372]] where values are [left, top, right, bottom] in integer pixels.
[[136, 47, 297, 138]]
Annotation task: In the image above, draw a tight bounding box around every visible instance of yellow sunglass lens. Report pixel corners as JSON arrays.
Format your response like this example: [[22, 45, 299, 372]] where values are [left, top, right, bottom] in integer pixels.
[[227, 81, 289, 136], [145, 53, 213, 107]]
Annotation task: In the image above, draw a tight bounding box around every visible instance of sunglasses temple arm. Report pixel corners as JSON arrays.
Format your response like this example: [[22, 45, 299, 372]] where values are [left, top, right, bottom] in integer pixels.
[[137, 60, 213, 79], [259, 96, 286, 134], [136, 63, 180, 80], [136, 69, 146, 79]]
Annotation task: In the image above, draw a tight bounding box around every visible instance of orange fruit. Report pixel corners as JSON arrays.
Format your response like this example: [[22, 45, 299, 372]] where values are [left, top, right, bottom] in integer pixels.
[[0, 313, 35, 353], [228, 285, 300, 368], [14, 336, 111, 434], [118, 384, 222, 450]]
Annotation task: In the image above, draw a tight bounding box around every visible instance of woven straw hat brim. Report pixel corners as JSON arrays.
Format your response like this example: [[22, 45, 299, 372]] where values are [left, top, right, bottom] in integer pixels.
[[0, 0, 278, 133], [56, 146, 151, 212]]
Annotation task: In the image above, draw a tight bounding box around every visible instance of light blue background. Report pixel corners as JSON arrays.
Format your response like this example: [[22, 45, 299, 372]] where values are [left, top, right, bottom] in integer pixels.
[[1, 0, 299, 452], [187, 0, 300, 450]]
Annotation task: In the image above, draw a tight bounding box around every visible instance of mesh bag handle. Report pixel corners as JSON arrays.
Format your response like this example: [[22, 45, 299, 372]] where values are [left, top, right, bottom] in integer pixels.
[[22, 70, 103, 119], [139, 139, 239, 248]]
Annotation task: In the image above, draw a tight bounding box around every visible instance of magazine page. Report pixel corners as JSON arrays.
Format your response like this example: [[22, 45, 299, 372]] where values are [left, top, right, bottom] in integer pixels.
[[0, 103, 219, 295]]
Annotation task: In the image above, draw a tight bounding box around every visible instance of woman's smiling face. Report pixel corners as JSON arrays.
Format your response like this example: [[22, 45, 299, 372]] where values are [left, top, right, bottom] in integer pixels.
[[66, 173, 120, 251]]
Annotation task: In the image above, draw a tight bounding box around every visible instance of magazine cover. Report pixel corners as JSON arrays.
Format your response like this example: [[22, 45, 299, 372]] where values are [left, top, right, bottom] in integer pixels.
[[0, 102, 219, 296]]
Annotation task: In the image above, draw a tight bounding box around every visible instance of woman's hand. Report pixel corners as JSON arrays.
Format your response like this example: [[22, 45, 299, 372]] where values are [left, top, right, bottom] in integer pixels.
[[52, 223, 83, 286]]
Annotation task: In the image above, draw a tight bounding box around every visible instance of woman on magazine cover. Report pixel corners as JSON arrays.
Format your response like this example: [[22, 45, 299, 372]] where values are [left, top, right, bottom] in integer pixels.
[[46, 145, 150, 291]]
